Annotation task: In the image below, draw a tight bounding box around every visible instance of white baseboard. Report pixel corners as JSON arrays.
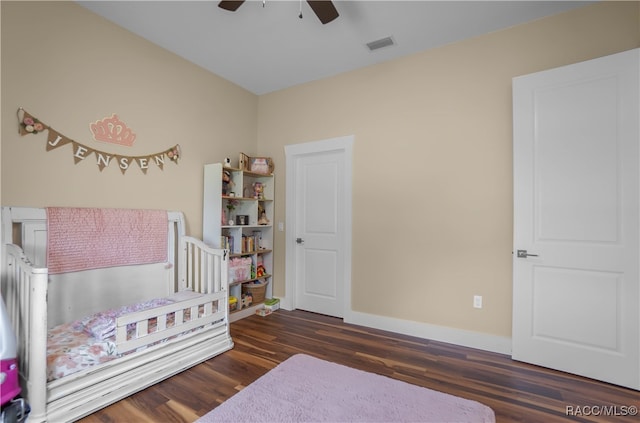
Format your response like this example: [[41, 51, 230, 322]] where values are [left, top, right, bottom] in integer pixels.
[[279, 297, 512, 355], [345, 310, 512, 355]]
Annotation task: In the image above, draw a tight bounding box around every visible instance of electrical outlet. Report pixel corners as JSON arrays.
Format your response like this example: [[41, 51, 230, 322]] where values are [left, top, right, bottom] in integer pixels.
[[473, 295, 483, 309]]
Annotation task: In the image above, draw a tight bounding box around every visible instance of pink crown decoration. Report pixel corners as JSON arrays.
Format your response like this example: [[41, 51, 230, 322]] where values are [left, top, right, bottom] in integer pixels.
[[90, 114, 136, 147]]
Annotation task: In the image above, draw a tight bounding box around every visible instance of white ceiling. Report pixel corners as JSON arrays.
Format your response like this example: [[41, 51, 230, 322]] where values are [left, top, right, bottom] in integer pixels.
[[77, 1, 595, 95]]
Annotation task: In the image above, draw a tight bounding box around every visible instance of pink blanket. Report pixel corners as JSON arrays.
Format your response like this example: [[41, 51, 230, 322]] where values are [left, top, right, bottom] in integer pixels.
[[46, 208, 168, 274]]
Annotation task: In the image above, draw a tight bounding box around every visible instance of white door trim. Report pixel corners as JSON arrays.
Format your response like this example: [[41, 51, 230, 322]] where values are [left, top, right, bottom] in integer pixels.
[[284, 135, 354, 317]]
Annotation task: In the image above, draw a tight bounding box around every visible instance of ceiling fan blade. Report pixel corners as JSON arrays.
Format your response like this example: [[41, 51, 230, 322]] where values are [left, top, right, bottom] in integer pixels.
[[218, 1, 245, 12], [306, 1, 339, 24]]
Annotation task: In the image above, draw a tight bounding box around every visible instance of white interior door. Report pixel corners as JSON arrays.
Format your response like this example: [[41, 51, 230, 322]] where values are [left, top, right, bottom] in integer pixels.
[[512, 49, 639, 390], [285, 136, 353, 318]]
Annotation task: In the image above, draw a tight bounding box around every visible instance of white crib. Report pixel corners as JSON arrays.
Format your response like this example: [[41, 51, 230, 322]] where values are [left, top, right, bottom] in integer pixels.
[[0, 207, 234, 422]]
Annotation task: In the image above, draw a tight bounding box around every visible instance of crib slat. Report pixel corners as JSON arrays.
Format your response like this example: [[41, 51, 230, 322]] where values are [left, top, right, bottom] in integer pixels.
[[116, 325, 127, 343], [137, 320, 149, 337], [194, 247, 201, 293], [200, 248, 207, 293], [186, 241, 194, 291], [157, 314, 167, 331], [209, 246, 216, 293]]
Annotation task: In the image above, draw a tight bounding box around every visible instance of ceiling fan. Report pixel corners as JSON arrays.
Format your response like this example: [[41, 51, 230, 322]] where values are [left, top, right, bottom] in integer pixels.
[[218, 1, 339, 24]]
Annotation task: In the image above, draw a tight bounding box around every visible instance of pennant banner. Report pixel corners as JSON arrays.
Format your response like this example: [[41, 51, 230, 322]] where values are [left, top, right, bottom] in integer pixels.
[[17, 108, 180, 174]]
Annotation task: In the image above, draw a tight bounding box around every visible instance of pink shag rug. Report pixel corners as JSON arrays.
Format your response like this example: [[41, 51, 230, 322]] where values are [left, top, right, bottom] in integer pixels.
[[197, 354, 495, 423]]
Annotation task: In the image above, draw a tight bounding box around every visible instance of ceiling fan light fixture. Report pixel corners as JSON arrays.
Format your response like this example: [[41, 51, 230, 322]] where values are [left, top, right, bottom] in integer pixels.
[[218, 1, 245, 12], [218, 0, 338, 24], [366, 36, 395, 52]]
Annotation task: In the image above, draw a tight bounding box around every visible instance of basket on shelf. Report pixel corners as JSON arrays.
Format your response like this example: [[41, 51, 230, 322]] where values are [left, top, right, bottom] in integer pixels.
[[242, 280, 268, 303]]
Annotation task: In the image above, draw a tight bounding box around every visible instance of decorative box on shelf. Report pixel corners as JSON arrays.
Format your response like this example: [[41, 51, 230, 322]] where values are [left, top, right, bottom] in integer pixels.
[[239, 152, 274, 175], [228, 257, 252, 283]]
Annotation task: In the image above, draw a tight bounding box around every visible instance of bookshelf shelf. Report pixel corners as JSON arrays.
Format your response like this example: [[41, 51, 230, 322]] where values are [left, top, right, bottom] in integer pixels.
[[228, 274, 272, 287]]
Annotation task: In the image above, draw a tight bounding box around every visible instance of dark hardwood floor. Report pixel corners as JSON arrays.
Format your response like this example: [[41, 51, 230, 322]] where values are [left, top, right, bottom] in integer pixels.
[[80, 309, 639, 423]]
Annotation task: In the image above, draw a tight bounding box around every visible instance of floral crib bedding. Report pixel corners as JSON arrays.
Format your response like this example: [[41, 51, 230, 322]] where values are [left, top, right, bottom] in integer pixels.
[[47, 295, 215, 381]]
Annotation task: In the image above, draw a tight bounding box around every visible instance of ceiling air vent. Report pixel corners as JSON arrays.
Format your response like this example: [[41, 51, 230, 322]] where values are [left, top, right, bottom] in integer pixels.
[[366, 36, 395, 52]]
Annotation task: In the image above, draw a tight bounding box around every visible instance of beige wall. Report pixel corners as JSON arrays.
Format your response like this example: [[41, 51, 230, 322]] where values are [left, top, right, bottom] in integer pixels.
[[2, 1, 639, 340], [1, 1, 258, 237], [258, 1, 640, 337]]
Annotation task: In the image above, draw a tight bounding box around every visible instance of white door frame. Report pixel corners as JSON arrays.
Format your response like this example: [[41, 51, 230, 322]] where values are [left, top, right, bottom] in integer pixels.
[[284, 135, 354, 316]]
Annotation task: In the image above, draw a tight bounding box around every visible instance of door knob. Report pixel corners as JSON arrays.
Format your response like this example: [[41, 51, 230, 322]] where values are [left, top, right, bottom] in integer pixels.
[[516, 249, 538, 258], [296, 237, 304, 245]]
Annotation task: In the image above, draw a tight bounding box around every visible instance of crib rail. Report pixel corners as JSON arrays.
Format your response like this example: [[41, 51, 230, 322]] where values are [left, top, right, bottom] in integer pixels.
[[115, 291, 226, 353], [181, 236, 228, 294], [3, 243, 48, 422]]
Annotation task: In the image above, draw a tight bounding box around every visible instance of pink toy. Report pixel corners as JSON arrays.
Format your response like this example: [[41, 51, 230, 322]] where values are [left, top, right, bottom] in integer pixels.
[[1, 295, 30, 421]]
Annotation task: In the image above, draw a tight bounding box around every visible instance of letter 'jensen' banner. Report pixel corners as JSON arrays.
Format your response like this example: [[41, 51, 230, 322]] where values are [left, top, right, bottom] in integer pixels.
[[17, 108, 181, 174]]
